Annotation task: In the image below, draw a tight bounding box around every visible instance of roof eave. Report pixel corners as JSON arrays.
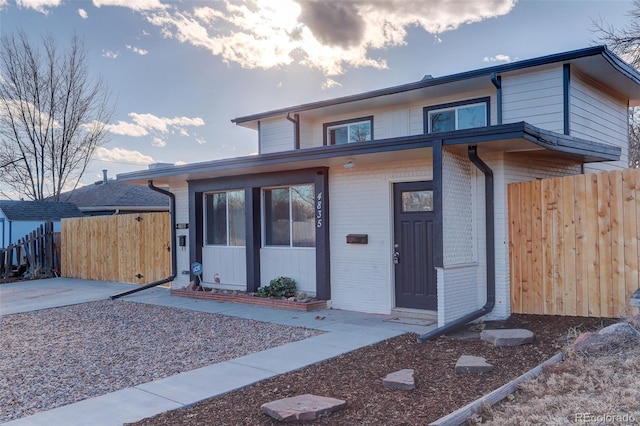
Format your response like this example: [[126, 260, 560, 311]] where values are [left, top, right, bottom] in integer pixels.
[[231, 46, 613, 125]]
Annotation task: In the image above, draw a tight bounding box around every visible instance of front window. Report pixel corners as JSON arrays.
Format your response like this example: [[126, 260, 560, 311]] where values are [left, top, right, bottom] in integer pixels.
[[264, 184, 315, 247], [324, 116, 373, 145], [204, 190, 245, 246], [425, 98, 489, 133]]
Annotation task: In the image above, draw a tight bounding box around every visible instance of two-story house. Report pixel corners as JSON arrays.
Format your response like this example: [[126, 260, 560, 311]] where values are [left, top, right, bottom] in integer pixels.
[[118, 46, 640, 327]]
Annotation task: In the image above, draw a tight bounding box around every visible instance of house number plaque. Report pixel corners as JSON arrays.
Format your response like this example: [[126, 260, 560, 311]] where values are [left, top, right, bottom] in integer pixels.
[[316, 191, 323, 228]]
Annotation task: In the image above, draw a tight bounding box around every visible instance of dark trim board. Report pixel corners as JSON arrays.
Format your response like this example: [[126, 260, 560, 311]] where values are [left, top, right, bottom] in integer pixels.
[[564, 64, 571, 135], [188, 167, 330, 297], [432, 139, 444, 269]]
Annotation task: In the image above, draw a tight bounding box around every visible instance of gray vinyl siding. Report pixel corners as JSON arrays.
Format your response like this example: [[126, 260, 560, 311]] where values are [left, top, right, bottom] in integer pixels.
[[502, 67, 564, 132]]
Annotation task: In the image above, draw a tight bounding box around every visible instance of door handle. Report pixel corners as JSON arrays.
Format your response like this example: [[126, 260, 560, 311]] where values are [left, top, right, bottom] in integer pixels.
[[393, 250, 400, 264]]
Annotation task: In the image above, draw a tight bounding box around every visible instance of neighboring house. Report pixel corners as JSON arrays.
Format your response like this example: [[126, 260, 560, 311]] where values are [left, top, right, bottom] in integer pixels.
[[117, 46, 640, 326], [0, 201, 83, 248], [57, 170, 170, 216]]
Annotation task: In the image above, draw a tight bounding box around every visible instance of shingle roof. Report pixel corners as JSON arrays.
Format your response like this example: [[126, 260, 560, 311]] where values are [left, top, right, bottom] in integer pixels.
[[0, 201, 84, 221], [56, 181, 169, 209]]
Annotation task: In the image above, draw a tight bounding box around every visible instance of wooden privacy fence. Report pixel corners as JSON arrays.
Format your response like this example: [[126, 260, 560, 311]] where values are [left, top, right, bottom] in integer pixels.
[[508, 168, 640, 318], [61, 212, 171, 285], [1, 222, 59, 279]]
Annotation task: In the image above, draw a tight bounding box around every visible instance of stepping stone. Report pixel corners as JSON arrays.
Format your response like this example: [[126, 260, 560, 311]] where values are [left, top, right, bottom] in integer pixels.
[[455, 355, 494, 374], [598, 322, 640, 338], [480, 329, 534, 347], [261, 394, 346, 422], [382, 368, 415, 390]]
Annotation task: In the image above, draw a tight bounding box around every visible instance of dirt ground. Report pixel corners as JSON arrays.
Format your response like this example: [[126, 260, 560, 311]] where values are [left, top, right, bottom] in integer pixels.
[[128, 314, 614, 426]]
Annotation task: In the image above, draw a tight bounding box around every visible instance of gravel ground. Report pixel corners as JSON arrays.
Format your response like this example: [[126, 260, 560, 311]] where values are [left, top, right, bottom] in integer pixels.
[[0, 300, 323, 423]]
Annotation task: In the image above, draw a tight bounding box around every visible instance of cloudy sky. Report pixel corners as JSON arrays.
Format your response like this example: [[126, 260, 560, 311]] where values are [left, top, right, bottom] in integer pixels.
[[0, 0, 635, 195]]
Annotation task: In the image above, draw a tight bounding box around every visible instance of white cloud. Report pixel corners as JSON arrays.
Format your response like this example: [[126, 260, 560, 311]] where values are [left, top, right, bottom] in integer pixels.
[[92, 0, 167, 11], [196, 137, 206, 145], [151, 137, 167, 147], [78, 8, 88, 19], [483, 54, 513, 63], [15, 0, 60, 14], [105, 112, 205, 147], [105, 120, 148, 137], [322, 78, 342, 90], [94, 147, 154, 165], [102, 50, 119, 59], [144, 0, 516, 76], [126, 45, 149, 55], [0, 0, 7, 11]]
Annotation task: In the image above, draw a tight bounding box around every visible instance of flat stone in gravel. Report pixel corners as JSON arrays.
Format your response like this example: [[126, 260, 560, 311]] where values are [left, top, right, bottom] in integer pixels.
[[261, 394, 346, 422], [481, 329, 534, 347], [382, 368, 415, 390], [598, 322, 640, 338], [455, 355, 493, 374]]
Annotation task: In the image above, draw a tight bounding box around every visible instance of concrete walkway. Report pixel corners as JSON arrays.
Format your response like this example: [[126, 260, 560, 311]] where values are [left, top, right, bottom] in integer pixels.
[[0, 278, 437, 426]]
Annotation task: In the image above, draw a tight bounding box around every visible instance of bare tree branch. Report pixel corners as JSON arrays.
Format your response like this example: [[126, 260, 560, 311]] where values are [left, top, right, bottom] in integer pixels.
[[593, 0, 640, 167], [0, 31, 114, 200]]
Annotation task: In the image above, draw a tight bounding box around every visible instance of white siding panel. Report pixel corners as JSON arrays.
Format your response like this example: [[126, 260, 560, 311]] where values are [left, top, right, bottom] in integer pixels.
[[170, 182, 191, 289], [570, 72, 629, 171], [502, 67, 564, 132], [307, 89, 493, 146], [298, 116, 317, 149], [329, 157, 433, 314], [202, 246, 246, 290], [260, 248, 316, 295], [260, 118, 294, 154]]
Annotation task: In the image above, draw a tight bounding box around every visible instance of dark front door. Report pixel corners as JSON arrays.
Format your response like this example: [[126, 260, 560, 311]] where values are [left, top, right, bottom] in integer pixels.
[[393, 181, 436, 310]]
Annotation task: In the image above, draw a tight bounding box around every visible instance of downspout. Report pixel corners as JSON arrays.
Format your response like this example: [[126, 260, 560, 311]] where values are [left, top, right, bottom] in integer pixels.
[[417, 145, 495, 342], [110, 180, 177, 299], [286, 112, 300, 150]]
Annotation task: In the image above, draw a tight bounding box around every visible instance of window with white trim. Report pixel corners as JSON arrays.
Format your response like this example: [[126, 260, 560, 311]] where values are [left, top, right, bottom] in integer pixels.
[[204, 190, 245, 246], [425, 98, 489, 133], [324, 116, 373, 145], [263, 184, 315, 247]]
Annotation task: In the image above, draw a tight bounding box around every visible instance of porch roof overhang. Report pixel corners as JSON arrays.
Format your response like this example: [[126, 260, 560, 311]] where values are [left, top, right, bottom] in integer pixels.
[[116, 122, 620, 186]]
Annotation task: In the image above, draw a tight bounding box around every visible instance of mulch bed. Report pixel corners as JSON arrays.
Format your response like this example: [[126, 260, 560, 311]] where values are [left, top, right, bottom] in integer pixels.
[[128, 314, 614, 426]]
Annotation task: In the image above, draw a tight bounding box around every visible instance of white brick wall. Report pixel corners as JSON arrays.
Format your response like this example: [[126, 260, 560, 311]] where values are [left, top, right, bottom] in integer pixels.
[[437, 265, 479, 325], [329, 157, 432, 314], [171, 182, 190, 289], [442, 149, 475, 265]]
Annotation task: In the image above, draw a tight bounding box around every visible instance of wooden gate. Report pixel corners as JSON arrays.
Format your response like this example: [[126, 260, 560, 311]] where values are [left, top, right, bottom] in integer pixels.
[[508, 169, 640, 318], [61, 213, 171, 285]]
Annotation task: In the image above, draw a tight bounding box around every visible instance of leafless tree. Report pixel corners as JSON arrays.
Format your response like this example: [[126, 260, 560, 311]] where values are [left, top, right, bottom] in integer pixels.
[[594, 1, 640, 167], [0, 31, 114, 200]]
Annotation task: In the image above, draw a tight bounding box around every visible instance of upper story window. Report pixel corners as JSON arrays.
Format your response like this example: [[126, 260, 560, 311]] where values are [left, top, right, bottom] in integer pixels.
[[204, 190, 245, 246], [324, 116, 373, 145], [263, 184, 315, 248], [424, 97, 490, 133]]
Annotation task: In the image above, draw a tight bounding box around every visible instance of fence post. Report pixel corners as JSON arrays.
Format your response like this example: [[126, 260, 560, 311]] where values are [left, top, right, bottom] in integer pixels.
[[44, 222, 54, 277]]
